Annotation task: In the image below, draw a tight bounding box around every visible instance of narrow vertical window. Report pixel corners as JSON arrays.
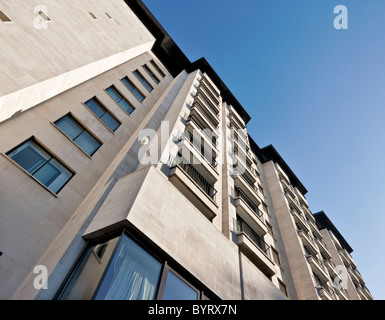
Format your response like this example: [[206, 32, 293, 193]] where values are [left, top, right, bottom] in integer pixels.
[[54, 114, 101, 156], [84, 97, 120, 132], [121, 77, 145, 102], [106, 86, 135, 115], [142, 64, 160, 84], [150, 59, 166, 78], [6, 139, 73, 193], [133, 70, 153, 92]]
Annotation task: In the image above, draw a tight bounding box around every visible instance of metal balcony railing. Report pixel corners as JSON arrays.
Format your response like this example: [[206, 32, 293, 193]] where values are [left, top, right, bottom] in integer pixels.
[[192, 100, 219, 129], [196, 88, 220, 117], [187, 114, 218, 148], [170, 154, 217, 202], [182, 131, 218, 169], [235, 187, 262, 217], [237, 218, 270, 257]]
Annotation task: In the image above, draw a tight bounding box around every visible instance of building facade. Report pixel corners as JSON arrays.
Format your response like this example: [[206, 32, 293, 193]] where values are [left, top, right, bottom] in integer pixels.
[[0, 0, 373, 300]]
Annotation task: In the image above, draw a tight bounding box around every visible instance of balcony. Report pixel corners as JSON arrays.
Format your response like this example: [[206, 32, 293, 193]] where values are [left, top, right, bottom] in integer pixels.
[[236, 219, 275, 278], [168, 154, 218, 221], [194, 91, 220, 124], [330, 231, 343, 250], [338, 250, 351, 268], [316, 238, 332, 259], [229, 108, 246, 130], [186, 114, 218, 149], [190, 101, 219, 134], [317, 286, 334, 300], [235, 187, 266, 237], [298, 230, 318, 253], [201, 74, 220, 99], [342, 249, 356, 268], [348, 267, 360, 286], [178, 131, 218, 175], [323, 259, 338, 278], [308, 219, 323, 239], [362, 286, 374, 300], [233, 170, 260, 206], [301, 205, 316, 224], [290, 208, 310, 234], [353, 268, 365, 286], [196, 85, 220, 116], [233, 147, 256, 180], [356, 286, 368, 300], [275, 163, 290, 184], [334, 287, 349, 300], [306, 255, 329, 282]]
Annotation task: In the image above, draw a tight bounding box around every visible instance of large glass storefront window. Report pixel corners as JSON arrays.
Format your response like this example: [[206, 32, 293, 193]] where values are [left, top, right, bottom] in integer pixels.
[[57, 232, 211, 300]]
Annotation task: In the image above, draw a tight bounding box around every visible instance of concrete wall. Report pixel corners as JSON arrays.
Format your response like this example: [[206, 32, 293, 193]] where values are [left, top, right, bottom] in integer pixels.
[[0, 0, 155, 122], [263, 160, 318, 299]]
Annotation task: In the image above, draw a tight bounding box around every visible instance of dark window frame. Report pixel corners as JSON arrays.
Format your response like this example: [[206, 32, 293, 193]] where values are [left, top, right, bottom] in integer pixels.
[[133, 69, 153, 92], [150, 59, 166, 78], [5, 136, 74, 194], [142, 64, 160, 84], [53, 113, 102, 157], [120, 76, 146, 103], [83, 96, 121, 133], [105, 85, 135, 116]]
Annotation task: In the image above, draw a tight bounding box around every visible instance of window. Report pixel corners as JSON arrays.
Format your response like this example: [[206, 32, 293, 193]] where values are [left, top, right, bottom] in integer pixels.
[[278, 280, 288, 297], [121, 76, 145, 102], [150, 59, 166, 78], [133, 69, 153, 92], [142, 64, 160, 84], [161, 269, 199, 300], [84, 97, 120, 132], [57, 233, 214, 300], [0, 10, 12, 22], [105, 86, 135, 115], [6, 138, 73, 194], [271, 247, 281, 267], [54, 114, 101, 156]]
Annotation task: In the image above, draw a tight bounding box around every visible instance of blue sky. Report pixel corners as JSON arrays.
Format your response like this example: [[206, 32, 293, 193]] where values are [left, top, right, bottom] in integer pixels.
[[143, 0, 385, 299]]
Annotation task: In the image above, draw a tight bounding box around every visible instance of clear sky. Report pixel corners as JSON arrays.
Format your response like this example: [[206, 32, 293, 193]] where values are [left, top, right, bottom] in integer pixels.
[[143, 0, 385, 300]]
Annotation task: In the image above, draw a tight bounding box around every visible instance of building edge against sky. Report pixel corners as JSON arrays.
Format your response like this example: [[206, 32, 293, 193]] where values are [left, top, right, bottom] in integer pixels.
[[0, 0, 374, 300]]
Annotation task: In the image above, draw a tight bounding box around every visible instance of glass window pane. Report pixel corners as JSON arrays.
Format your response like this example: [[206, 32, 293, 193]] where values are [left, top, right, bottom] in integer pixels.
[[74, 131, 101, 156], [133, 70, 153, 92], [119, 100, 134, 114], [100, 112, 120, 132], [8, 142, 49, 174], [162, 271, 198, 300], [85, 98, 104, 118], [106, 87, 134, 115], [58, 237, 120, 300], [55, 116, 83, 140], [39, 158, 73, 193], [121, 77, 145, 102], [93, 235, 162, 300], [34, 161, 62, 186], [7, 139, 73, 194], [106, 87, 120, 102]]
